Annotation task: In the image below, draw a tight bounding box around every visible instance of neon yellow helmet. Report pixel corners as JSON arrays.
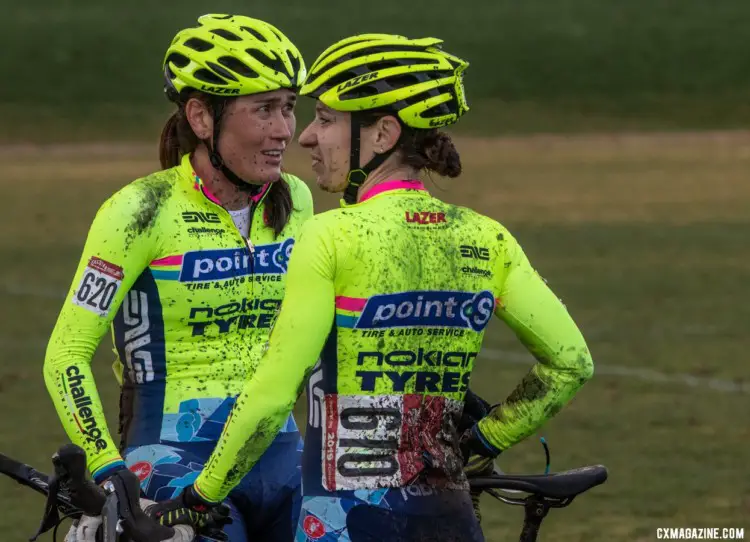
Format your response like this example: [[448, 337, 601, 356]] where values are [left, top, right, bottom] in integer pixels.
[[300, 33, 469, 129], [163, 14, 306, 101]]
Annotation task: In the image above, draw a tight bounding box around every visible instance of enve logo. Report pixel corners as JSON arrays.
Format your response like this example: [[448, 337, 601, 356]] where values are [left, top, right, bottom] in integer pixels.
[[459, 245, 490, 260], [356, 290, 495, 332], [182, 211, 221, 224]]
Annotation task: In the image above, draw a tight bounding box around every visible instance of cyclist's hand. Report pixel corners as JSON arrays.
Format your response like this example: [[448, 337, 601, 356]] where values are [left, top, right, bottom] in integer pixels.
[[63, 502, 196, 542], [459, 424, 500, 464], [64, 515, 100, 542], [144, 484, 231, 531], [463, 454, 495, 525]]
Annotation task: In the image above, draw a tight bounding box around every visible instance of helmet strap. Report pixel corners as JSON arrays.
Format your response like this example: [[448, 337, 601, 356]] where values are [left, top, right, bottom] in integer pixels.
[[206, 98, 263, 198], [344, 112, 395, 205]]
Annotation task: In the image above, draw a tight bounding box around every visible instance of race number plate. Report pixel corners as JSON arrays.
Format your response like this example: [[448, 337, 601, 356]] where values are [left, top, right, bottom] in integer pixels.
[[72, 257, 123, 317]]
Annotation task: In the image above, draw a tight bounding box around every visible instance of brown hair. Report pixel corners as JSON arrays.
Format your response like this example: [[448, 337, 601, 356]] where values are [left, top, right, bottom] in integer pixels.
[[359, 111, 462, 178], [158, 94, 294, 237]]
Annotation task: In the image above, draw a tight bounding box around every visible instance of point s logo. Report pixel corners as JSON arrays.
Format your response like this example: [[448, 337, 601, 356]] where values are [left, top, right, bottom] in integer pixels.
[[356, 290, 495, 332], [179, 238, 295, 282], [63, 366, 109, 451]]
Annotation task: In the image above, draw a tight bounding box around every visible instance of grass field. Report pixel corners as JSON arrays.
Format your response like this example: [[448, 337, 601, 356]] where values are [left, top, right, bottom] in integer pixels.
[[0, 133, 748, 541], [7, 1, 750, 140]]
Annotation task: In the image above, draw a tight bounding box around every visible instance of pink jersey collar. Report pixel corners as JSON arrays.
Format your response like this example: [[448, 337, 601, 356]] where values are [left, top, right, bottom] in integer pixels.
[[186, 154, 271, 205], [358, 180, 427, 203]]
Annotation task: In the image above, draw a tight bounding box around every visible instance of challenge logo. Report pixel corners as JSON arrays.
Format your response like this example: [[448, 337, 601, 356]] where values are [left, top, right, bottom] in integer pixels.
[[63, 366, 108, 451], [179, 238, 294, 282], [356, 290, 495, 332]]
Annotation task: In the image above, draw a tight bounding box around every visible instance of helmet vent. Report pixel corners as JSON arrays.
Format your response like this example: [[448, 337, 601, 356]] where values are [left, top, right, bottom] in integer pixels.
[[341, 84, 379, 100], [384, 74, 421, 88], [246, 48, 289, 77], [166, 52, 190, 69], [287, 51, 302, 81], [218, 56, 259, 78], [194, 68, 227, 85], [240, 26, 268, 42], [206, 61, 239, 82], [210, 28, 242, 41], [184, 38, 214, 52]]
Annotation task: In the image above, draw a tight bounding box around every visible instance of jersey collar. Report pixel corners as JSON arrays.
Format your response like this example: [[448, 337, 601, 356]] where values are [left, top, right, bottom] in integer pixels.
[[342, 179, 427, 207], [181, 153, 271, 206]]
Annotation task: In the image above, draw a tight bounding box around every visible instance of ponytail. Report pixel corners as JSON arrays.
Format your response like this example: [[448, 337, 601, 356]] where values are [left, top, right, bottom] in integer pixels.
[[264, 179, 294, 238], [158, 100, 201, 170], [359, 112, 462, 178], [158, 112, 181, 169], [412, 130, 462, 178]]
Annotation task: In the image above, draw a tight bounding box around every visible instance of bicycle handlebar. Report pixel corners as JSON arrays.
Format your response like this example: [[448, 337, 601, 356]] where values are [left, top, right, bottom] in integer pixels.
[[53, 443, 107, 517]]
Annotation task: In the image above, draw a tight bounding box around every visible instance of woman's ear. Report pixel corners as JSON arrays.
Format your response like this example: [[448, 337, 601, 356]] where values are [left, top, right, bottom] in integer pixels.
[[373, 115, 402, 154], [184, 98, 214, 141]]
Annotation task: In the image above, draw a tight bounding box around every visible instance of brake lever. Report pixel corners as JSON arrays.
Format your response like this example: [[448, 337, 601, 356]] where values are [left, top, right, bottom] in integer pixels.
[[100, 481, 122, 542]]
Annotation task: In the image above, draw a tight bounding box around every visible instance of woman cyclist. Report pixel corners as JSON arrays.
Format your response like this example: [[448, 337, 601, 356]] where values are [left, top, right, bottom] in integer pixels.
[[44, 14, 312, 541], [149, 33, 595, 541]]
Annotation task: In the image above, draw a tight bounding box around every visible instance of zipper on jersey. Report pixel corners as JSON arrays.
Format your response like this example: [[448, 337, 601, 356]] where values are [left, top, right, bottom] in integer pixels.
[[196, 179, 270, 282], [247, 199, 258, 276]]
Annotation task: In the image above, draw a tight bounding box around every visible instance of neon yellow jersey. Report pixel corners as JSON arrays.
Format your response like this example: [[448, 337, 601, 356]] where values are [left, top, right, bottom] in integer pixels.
[[194, 180, 593, 502], [43, 154, 313, 480]]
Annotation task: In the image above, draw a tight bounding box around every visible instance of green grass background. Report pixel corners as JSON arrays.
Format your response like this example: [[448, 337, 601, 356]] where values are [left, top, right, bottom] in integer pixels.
[[5, 0, 750, 141], [0, 137, 748, 540], [1, 1, 749, 539]]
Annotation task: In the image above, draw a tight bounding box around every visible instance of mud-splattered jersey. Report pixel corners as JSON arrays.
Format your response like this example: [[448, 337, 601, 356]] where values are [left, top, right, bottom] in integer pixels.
[[193, 180, 593, 503], [43, 154, 313, 480]]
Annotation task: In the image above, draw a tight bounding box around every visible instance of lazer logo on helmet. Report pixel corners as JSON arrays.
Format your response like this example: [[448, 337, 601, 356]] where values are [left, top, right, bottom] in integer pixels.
[[200, 85, 240, 95], [355, 290, 495, 331], [179, 239, 294, 282], [337, 72, 379, 92]]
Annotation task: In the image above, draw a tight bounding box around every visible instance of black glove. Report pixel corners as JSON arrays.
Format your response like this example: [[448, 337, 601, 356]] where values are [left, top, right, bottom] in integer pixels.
[[459, 388, 492, 434], [144, 484, 231, 531], [460, 424, 501, 464], [460, 424, 501, 526]]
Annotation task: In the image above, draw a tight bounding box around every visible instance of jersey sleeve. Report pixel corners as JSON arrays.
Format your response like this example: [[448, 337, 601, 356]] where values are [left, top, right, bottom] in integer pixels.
[[194, 217, 336, 503], [43, 181, 160, 480], [291, 174, 315, 221], [477, 231, 594, 452]]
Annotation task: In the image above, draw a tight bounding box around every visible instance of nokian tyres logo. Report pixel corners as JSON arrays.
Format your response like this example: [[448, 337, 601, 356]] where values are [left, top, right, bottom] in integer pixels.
[[356, 290, 495, 332], [179, 239, 295, 282]]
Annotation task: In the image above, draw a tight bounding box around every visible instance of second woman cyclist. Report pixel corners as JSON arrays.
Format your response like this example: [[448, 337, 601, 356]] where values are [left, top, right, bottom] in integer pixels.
[[43, 14, 312, 541], [150, 33, 595, 541]]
